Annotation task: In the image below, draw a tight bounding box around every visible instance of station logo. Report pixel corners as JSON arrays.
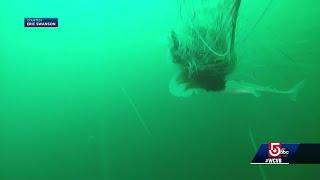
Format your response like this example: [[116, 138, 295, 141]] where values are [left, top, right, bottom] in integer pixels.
[[251, 142, 299, 165], [251, 143, 320, 164], [265, 142, 289, 163]]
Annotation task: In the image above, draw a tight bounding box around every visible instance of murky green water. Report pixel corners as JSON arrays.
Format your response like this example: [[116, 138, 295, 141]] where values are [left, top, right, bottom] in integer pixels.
[[0, 0, 319, 179]]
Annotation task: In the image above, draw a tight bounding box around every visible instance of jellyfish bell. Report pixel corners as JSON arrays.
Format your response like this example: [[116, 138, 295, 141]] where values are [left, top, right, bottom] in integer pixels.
[[169, 0, 241, 97], [169, 54, 237, 97]]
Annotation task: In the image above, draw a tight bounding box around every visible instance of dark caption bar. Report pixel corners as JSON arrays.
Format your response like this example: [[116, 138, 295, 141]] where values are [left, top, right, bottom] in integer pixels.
[[24, 18, 58, 27], [292, 144, 320, 164], [251, 143, 320, 164]]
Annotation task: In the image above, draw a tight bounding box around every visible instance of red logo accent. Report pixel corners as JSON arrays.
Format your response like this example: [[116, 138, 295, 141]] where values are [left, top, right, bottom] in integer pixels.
[[268, 142, 282, 157]]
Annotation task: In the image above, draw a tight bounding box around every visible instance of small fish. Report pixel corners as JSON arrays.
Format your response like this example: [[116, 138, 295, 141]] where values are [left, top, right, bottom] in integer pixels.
[[225, 80, 306, 101]]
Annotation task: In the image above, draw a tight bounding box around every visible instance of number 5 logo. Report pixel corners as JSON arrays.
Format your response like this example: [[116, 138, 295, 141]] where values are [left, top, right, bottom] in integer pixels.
[[268, 142, 282, 157]]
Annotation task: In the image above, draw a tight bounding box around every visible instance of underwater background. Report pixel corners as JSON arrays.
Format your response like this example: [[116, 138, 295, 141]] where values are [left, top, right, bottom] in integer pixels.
[[0, 0, 319, 179]]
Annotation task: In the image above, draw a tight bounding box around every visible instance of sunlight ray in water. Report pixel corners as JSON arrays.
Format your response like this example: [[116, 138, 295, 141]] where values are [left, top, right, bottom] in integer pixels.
[[240, 0, 274, 42], [121, 87, 152, 135], [249, 127, 267, 180]]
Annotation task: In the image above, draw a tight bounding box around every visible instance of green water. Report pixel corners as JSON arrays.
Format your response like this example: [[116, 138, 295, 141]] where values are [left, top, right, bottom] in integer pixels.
[[0, 0, 319, 179]]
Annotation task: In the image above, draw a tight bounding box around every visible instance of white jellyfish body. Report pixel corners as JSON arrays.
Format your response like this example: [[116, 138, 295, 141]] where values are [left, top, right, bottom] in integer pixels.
[[169, 0, 242, 97]]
